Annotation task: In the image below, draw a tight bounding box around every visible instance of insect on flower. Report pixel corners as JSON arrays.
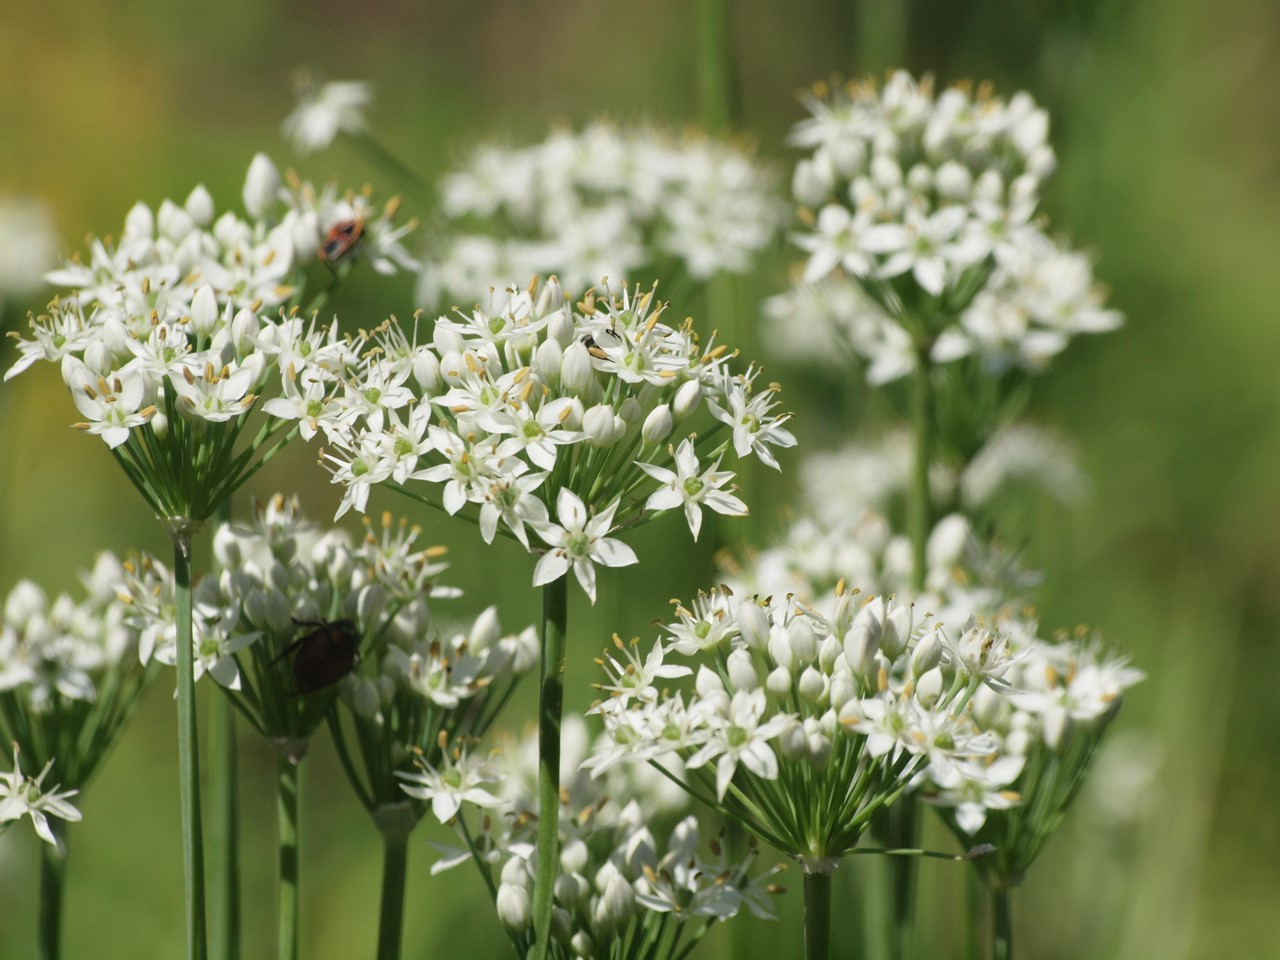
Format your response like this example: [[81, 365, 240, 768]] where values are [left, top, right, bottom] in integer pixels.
[[319, 217, 365, 263], [269, 618, 361, 693]]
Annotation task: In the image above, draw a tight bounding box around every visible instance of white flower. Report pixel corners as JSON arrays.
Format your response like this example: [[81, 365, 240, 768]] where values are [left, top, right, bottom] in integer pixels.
[[0, 747, 82, 848], [685, 688, 794, 800], [397, 750, 505, 824], [530, 490, 638, 603], [282, 80, 372, 154], [638, 439, 747, 541]]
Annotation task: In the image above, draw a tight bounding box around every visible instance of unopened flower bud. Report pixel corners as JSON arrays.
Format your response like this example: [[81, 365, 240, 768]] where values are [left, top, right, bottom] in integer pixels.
[[1027, 145, 1056, 182], [928, 514, 971, 572], [243, 153, 281, 220], [496, 883, 531, 930], [766, 665, 792, 700], [411, 349, 442, 394], [559, 837, 588, 874], [547, 307, 575, 348], [914, 666, 944, 708], [158, 199, 195, 242], [672, 379, 701, 421], [935, 161, 973, 201], [536, 276, 566, 316], [973, 169, 1005, 205], [882, 602, 913, 660], [561, 341, 596, 395], [798, 666, 828, 704], [777, 717, 807, 760], [593, 864, 634, 930], [768, 631, 795, 671], [212, 526, 242, 569], [843, 607, 882, 678], [124, 201, 154, 240], [787, 618, 817, 664], [828, 669, 856, 711], [1043, 705, 1071, 751], [906, 163, 933, 194], [792, 155, 835, 206], [726, 649, 759, 692], [190, 284, 219, 339], [184, 184, 215, 227], [583, 404, 625, 447], [555, 874, 588, 908], [149, 409, 169, 440], [736, 600, 770, 651], [818, 633, 842, 673], [911, 629, 943, 677], [533, 338, 563, 385], [972, 684, 1010, 730], [570, 931, 595, 958], [641, 404, 673, 445], [829, 136, 867, 177]]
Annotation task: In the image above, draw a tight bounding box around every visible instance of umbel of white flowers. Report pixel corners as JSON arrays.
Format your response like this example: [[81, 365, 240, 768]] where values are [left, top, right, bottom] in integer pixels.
[[2, 155, 415, 533], [303, 277, 795, 603], [588, 583, 1028, 873], [418, 121, 786, 311], [774, 71, 1122, 382], [0, 553, 152, 791], [421, 717, 781, 960]]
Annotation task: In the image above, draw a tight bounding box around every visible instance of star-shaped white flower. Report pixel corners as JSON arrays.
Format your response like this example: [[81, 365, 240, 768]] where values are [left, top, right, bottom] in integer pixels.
[[529, 490, 637, 603], [637, 439, 747, 541]]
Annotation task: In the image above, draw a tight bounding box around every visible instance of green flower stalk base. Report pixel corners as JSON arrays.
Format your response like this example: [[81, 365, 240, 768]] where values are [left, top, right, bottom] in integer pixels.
[[277, 758, 300, 960], [38, 823, 66, 960], [530, 577, 568, 960], [993, 887, 1013, 960], [804, 869, 833, 960], [376, 833, 409, 960], [173, 542, 208, 960]]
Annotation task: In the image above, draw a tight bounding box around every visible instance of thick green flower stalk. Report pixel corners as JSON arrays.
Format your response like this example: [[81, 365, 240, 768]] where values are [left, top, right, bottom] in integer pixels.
[[0, 554, 152, 959], [430, 718, 781, 960]]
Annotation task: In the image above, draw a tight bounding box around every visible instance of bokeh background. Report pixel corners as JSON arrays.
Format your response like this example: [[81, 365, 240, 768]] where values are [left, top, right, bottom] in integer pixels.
[[1, 0, 1278, 957]]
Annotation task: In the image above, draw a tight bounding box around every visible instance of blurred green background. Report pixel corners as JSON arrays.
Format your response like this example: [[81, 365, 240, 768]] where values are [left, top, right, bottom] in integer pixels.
[[1, 0, 1278, 957]]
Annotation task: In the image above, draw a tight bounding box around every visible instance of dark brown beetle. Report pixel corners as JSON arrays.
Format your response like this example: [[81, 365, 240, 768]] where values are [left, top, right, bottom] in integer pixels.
[[269, 618, 361, 694]]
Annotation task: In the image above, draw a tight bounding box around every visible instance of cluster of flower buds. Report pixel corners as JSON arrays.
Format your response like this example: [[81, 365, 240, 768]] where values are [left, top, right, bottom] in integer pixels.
[[0, 554, 150, 792], [778, 71, 1121, 381], [313, 277, 793, 602], [426, 718, 779, 960], [419, 121, 784, 310]]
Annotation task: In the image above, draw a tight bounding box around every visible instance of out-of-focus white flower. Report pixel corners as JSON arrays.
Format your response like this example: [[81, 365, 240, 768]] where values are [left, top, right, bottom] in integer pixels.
[[0, 196, 57, 306], [282, 79, 372, 154]]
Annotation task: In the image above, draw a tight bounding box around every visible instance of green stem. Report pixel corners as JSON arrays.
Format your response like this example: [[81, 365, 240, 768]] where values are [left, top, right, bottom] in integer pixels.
[[375, 833, 409, 960], [804, 870, 833, 960], [173, 542, 208, 960], [992, 887, 1013, 960], [208, 695, 240, 960], [695, 0, 734, 133], [209, 501, 240, 960], [910, 345, 933, 594], [530, 576, 569, 960], [277, 758, 300, 960], [38, 822, 66, 960]]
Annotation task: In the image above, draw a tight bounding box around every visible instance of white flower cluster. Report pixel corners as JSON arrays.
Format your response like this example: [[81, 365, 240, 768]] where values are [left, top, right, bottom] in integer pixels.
[[426, 719, 778, 960], [121, 495, 532, 762], [779, 72, 1121, 381], [0, 554, 150, 790], [0, 745, 81, 849], [282, 79, 372, 155], [311, 278, 794, 602], [3, 158, 415, 520], [589, 586, 1023, 868], [926, 628, 1144, 850], [418, 122, 785, 310]]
